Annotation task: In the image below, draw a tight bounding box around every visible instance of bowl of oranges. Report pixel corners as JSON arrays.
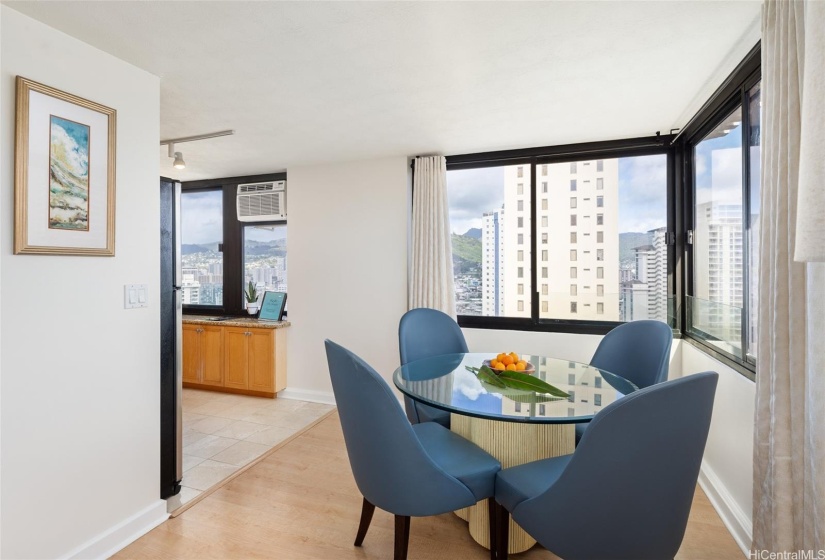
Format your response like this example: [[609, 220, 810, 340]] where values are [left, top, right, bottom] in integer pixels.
[[484, 353, 535, 374]]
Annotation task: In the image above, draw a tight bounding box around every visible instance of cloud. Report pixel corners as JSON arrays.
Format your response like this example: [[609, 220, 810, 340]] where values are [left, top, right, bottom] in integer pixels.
[[447, 167, 505, 235], [181, 191, 223, 244], [452, 367, 489, 401], [618, 154, 667, 233]]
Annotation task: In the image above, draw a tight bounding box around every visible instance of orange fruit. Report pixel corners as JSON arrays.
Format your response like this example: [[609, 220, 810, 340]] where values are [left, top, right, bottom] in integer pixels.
[[515, 361, 526, 371], [506, 363, 517, 371], [497, 353, 507, 362], [490, 360, 502, 370], [510, 352, 519, 362], [501, 355, 515, 366]]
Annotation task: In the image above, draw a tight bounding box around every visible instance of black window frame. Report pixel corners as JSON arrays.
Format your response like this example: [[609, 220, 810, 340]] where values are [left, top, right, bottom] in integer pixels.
[[181, 172, 287, 317], [446, 135, 675, 336], [676, 42, 760, 379]]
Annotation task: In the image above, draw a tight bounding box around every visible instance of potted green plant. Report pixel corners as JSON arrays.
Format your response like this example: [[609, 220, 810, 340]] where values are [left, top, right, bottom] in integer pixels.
[[244, 281, 259, 315]]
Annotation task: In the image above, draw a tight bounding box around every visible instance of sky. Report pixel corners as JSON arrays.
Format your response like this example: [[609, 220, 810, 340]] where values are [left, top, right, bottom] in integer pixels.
[[180, 190, 287, 244], [446, 154, 669, 236]]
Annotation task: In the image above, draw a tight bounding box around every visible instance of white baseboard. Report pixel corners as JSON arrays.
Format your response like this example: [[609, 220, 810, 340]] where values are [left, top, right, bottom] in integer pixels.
[[279, 387, 336, 406], [61, 500, 168, 560], [698, 460, 752, 557]]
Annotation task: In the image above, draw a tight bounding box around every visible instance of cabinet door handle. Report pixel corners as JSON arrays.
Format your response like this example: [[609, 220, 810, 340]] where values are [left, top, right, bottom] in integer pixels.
[[244, 331, 251, 336], [196, 328, 203, 333]]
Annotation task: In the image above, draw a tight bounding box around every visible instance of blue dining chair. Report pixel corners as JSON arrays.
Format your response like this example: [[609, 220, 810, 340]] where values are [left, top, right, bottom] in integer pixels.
[[324, 340, 500, 560], [577, 319, 673, 443], [494, 371, 718, 560], [398, 308, 468, 428]]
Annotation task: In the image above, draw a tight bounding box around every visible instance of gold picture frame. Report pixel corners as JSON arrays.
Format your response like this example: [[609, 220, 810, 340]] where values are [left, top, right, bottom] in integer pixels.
[[14, 76, 116, 256]]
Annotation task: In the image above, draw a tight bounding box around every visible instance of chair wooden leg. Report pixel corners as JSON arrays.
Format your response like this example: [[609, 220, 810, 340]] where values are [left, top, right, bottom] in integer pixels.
[[354, 498, 375, 546], [495, 502, 510, 560], [487, 498, 497, 560], [394, 515, 410, 560]]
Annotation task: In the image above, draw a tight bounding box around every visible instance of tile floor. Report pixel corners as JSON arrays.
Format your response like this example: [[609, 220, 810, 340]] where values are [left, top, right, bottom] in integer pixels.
[[166, 388, 334, 511]]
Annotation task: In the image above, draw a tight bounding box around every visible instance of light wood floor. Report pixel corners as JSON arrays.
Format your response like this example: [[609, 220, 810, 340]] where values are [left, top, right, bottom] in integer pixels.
[[117, 414, 744, 559]]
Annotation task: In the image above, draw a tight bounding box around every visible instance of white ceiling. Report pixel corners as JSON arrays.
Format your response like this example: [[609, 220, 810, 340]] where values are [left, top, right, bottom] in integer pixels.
[[6, 1, 761, 181]]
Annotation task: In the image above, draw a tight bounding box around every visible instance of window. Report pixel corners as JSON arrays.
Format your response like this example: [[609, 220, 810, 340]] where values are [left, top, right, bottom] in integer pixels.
[[517, 284, 524, 295], [571, 302, 578, 313], [446, 147, 668, 328], [542, 284, 548, 296], [518, 300, 524, 312], [595, 376, 602, 388], [244, 224, 287, 301], [597, 177, 603, 190], [542, 301, 548, 312], [597, 284, 604, 296], [597, 302, 604, 315], [181, 190, 223, 306], [594, 394, 602, 406], [688, 80, 761, 365], [541, 164, 547, 175], [570, 267, 577, 279], [570, 284, 577, 296], [542, 182, 548, 193], [517, 183, 524, 195], [447, 163, 534, 312]]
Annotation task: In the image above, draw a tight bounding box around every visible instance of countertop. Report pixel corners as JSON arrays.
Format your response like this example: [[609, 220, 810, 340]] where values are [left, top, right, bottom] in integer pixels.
[[182, 315, 290, 329]]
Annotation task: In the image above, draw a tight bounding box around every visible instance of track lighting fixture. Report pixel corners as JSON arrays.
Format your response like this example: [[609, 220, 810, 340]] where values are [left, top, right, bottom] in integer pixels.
[[160, 129, 234, 171]]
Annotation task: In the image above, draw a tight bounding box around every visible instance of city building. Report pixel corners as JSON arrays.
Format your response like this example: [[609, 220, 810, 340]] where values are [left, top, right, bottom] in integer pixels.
[[620, 227, 668, 322], [481, 208, 505, 316]]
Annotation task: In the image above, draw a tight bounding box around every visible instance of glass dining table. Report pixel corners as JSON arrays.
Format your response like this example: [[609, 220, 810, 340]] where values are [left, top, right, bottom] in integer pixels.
[[393, 352, 638, 554]]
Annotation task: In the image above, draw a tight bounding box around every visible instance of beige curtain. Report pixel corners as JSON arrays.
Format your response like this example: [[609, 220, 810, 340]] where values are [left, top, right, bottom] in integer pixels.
[[409, 156, 456, 317], [753, 0, 825, 553]]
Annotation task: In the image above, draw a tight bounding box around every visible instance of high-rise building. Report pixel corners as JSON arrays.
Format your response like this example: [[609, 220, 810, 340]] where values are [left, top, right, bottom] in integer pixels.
[[694, 200, 743, 347], [538, 160, 619, 320], [620, 227, 668, 322], [481, 208, 504, 316], [181, 273, 200, 304]]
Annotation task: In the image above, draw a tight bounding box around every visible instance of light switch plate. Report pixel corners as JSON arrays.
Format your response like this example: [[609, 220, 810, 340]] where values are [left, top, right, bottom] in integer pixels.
[[124, 284, 148, 309]]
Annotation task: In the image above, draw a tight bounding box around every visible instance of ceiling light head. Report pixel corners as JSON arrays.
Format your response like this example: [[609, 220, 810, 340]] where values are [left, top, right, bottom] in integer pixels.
[[173, 152, 186, 169]]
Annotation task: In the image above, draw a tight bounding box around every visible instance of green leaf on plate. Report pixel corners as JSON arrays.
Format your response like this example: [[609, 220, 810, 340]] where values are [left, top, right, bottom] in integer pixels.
[[497, 369, 571, 398], [466, 365, 506, 388]]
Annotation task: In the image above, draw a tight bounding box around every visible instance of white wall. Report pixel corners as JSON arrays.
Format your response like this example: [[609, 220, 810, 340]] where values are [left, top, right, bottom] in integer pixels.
[[284, 157, 408, 402], [0, 7, 165, 558], [681, 342, 754, 556]]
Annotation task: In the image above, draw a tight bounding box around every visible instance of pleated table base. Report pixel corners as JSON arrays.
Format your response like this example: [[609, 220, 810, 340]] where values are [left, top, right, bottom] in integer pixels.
[[451, 414, 575, 554]]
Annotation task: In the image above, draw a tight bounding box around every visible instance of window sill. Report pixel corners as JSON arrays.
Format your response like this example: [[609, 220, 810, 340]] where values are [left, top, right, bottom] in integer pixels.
[[680, 334, 756, 381]]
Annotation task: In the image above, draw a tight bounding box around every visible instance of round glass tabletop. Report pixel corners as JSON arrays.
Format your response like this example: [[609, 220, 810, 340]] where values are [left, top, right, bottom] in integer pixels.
[[393, 352, 638, 424]]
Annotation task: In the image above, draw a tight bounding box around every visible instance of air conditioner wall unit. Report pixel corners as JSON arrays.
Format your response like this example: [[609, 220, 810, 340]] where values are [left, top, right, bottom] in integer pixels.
[[237, 181, 286, 222]]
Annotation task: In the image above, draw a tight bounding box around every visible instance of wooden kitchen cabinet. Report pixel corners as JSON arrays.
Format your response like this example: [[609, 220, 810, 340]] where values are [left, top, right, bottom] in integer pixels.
[[182, 324, 225, 386], [183, 319, 287, 397]]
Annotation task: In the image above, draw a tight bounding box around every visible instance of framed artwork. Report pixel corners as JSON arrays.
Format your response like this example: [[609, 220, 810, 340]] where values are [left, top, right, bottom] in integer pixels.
[[258, 291, 287, 321], [14, 76, 116, 256]]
